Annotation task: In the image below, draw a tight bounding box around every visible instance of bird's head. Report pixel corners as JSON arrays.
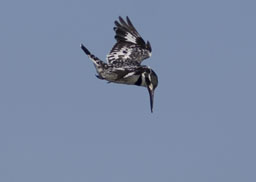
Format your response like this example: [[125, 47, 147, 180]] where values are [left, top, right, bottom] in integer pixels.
[[143, 68, 158, 113]]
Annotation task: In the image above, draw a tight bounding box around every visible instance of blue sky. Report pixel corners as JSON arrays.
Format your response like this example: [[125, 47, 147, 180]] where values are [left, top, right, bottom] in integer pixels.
[[1, 0, 256, 181]]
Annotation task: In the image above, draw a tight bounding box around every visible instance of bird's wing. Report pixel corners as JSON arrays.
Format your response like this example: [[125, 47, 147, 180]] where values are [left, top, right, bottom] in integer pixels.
[[107, 16, 152, 65]]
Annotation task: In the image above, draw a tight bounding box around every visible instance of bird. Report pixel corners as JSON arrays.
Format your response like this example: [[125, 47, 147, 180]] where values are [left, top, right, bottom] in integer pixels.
[[80, 16, 158, 112]]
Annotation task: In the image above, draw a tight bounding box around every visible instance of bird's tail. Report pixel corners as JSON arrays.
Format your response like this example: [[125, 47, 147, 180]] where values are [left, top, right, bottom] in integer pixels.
[[80, 44, 104, 67], [80, 43, 108, 80]]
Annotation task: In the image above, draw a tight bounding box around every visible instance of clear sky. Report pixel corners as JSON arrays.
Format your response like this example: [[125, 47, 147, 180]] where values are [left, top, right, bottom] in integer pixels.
[[1, 0, 256, 181]]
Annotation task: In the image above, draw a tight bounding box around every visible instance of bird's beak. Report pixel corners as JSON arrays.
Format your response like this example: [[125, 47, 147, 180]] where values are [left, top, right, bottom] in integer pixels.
[[147, 83, 154, 113]]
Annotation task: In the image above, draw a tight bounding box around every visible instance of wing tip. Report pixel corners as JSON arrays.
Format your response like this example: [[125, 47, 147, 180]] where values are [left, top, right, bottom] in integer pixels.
[[146, 41, 152, 52]]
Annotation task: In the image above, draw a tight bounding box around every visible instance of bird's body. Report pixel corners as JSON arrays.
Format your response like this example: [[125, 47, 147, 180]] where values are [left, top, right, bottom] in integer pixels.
[[81, 16, 158, 112]]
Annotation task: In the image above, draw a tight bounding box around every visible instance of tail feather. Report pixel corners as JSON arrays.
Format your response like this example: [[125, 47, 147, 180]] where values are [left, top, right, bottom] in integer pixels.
[[80, 43, 108, 80], [80, 43, 103, 66], [80, 44, 91, 55]]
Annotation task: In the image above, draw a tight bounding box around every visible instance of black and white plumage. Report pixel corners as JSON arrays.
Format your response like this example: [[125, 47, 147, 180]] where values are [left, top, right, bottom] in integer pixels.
[[81, 16, 158, 112]]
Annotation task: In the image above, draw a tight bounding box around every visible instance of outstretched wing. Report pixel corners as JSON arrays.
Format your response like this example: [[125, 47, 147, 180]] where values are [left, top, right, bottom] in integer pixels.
[[107, 16, 152, 65]]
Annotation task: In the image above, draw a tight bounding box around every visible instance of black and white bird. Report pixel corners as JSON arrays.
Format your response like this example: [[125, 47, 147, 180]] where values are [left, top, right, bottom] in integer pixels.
[[81, 16, 158, 112]]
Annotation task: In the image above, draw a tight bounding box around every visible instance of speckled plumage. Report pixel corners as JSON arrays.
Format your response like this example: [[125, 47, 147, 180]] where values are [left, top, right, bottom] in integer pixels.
[[81, 16, 158, 112]]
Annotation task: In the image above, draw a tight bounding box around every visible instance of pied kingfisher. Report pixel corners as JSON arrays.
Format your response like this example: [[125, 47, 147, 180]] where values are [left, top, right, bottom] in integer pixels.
[[81, 16, 158, 112]]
